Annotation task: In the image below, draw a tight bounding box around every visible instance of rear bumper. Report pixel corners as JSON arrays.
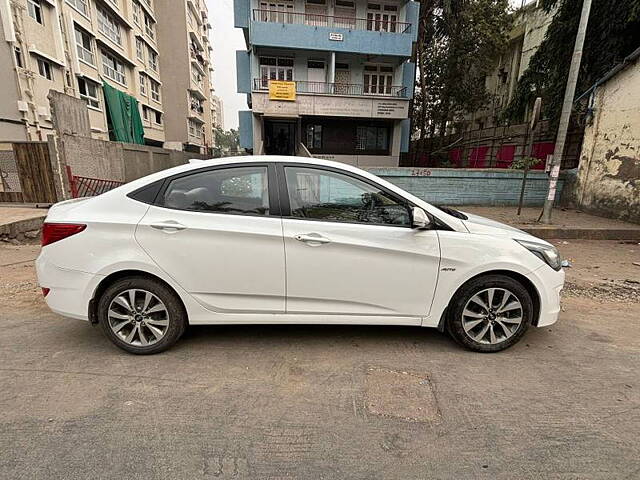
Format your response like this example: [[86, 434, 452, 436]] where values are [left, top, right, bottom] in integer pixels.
[[35, 253, 103, 321], [526, 265, 565, 327]]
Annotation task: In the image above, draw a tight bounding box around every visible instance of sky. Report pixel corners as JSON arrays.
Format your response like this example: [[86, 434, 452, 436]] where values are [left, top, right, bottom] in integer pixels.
[[208, 0, 532, 130], [209, 0, 246, 130]]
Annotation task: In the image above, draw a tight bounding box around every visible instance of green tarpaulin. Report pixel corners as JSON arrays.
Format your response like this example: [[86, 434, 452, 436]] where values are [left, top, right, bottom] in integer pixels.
[[102, 81, 145, 144]]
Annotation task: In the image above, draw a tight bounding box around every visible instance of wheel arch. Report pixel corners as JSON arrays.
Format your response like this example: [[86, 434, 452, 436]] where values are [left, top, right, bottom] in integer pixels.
[[437, 269, 541, 331], [88, 269, 189, 325]]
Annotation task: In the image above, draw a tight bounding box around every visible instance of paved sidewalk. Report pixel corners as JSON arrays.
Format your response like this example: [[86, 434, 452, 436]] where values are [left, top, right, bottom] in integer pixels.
[[460, 206, 640, 240]]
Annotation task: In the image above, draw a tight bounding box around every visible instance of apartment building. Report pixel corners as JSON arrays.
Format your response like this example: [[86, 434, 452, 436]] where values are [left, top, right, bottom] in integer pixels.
[[155, 0, 213, 153], [0, 0, 165, 144], [210, 94, 224, 129], [234, 0, 419, 166]]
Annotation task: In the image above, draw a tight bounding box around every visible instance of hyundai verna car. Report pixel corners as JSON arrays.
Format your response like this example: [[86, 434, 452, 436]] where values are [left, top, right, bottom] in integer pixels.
[[36, 156, 565, 354]]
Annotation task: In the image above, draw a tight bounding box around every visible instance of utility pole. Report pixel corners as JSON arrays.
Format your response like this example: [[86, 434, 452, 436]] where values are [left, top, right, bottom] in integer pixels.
[[540, 0, 592, 224]]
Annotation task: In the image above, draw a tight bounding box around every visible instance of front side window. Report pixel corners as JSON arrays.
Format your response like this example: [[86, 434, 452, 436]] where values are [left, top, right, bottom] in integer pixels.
[[162, 167, 270, 216], [285, 167, 410, 226]]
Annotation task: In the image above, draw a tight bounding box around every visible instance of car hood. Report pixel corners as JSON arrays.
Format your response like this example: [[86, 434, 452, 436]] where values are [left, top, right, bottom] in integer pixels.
[[459, 211, 552, 245]]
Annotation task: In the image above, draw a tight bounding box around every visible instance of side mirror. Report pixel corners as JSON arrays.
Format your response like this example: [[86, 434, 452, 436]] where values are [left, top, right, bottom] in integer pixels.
[[411, 207, 431, 230]]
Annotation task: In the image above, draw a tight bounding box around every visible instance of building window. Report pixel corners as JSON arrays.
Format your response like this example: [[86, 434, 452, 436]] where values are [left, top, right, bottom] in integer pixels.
[[36, 58, 53, 80], [305, 124, 322, 149], [150, 79, 160, 101], [259, 56, 293, 88], [259, 1, 294, 23], [148, 48, 158, 71], [191, 69, 203, 87], [135, 37, 144, 61], [28, 0, 43, 24], [188, 119, 202, 138], [105, 0, 119, 9], [97, 7, 121, 45], [101, 51, 126, 85], [78, 77, 100, 109], [74, 26, 95, 65], [66, 0, 89, 17], [144, 14, 155, 39], [142, 105, 148, 120], [139, 72, 147, 95], [363, 65, 394, 95], [366, 3, 398, 32], [132, 1, 141, 25], [356, 125, 389, 151], [153, 110, 162, 125], [14, 47, 23, 68]]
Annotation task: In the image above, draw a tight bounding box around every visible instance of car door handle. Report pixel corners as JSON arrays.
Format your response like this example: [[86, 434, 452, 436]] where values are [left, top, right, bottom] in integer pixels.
[[294, 233, 330, 245], [150, 221, 187, 232]]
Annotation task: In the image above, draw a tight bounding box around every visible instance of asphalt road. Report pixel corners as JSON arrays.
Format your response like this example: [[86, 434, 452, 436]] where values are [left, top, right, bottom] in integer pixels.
[[1, 242, 639, 479]]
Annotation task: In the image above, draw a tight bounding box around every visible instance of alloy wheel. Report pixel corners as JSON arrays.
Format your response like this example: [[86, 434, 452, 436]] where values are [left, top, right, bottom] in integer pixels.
[[461, 288, 523, 345], [107, 289, 170, 347]]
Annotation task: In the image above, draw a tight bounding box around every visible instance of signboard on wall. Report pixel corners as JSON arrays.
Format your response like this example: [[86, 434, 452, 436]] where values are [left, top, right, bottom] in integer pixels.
[[268, 81, 296, 101], [329, 32, 344, 41]]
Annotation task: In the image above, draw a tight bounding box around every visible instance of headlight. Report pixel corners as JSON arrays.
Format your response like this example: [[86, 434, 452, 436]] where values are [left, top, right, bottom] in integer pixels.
[[515, 239, 563, 271]]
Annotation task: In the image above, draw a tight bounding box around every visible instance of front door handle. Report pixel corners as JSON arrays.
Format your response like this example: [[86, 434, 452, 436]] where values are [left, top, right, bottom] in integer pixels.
[[150, 221, 187, 232], [294, 233, 330, 245]]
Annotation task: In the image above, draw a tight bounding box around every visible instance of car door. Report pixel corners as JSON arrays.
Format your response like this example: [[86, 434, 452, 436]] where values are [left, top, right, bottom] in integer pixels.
[[279, 164, 440, 318], [135, 163, 286, 314]]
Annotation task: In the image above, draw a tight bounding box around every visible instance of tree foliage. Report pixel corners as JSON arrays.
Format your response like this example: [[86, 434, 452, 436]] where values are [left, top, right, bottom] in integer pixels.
[[413, 0, 512, 143], [505, 0, 640, 128], [213, 127, 240, 156]]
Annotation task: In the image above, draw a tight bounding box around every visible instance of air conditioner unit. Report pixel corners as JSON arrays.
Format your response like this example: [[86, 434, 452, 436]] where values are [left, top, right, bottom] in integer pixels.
[[17, 101, 28, 112]]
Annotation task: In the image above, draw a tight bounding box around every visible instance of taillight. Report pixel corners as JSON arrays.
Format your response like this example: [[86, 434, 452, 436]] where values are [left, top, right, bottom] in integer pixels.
[[41, 223, 87, 247], [41, 287, 50, 297]]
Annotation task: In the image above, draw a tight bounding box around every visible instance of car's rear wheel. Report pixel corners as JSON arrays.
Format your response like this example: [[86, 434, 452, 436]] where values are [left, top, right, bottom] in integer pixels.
[[97, 276, 186, 354], [447, 275, 533, 353]]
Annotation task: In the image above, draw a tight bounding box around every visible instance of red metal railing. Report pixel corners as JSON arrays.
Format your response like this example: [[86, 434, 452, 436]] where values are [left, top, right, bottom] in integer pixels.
[[252, 9, 412, 34], [66, 166, 125, 198]]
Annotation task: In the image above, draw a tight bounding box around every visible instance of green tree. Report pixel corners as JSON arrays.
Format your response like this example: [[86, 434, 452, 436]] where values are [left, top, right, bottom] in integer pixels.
[[213, 128, 240, 156], [414, 0, 512, 145], [505, 0, 640, 128]]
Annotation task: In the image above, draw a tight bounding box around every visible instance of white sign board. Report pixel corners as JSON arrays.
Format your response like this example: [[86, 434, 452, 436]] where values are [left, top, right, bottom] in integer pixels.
[[329, 32, 344, 41]]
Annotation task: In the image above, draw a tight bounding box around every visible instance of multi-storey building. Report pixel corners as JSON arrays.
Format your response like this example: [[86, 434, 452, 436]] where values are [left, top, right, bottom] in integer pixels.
[[210, 94, 224, 129], [234, 0, 419, 166], [0, 0, 165, 144], [155, 0, 213, 153]]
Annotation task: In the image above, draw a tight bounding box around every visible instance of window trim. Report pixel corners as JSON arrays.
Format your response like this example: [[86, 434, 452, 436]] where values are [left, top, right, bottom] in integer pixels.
[[148, 163, 281, 217], [36, 57, 53, 80], [276, 163, 414, 228]]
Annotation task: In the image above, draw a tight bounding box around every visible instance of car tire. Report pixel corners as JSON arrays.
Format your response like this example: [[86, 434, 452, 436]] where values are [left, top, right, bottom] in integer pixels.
[[447, 275, 533, 353], [98, 276, 186, 354]]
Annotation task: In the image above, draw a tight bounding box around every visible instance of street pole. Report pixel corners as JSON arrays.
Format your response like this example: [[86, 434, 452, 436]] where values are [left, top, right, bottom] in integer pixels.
[[540, 0, 592, 224]]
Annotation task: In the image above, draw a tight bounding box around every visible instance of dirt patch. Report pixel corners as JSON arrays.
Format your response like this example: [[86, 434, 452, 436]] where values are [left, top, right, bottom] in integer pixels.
[[563, 279, 640, 303], [364, 367, 440, 423]]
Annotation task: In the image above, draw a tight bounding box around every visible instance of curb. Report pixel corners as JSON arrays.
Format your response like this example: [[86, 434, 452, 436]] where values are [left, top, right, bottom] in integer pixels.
[[0, 216, 46, 239], [521, 227, 640, 241]]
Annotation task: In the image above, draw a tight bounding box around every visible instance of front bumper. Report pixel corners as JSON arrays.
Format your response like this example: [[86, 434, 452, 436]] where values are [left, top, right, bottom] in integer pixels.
[[526, 264, 565, 327], [35, 253, 103, 321]]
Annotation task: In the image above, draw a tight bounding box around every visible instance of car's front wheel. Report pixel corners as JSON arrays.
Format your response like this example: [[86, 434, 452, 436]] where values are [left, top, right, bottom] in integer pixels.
[[447, 275, 533, 353], [97, 276, 186, 354]]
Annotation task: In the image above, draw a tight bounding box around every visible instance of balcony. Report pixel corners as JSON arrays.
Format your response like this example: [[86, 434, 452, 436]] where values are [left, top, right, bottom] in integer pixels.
[[249, 9, 415, 57], [250, 79, 410, 120], [252, 9, 411, 34], [253, 79, 408, 98]]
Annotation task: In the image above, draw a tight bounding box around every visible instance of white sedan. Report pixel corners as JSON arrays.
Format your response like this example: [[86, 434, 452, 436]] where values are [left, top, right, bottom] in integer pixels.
[[36, 156, 565, 354]]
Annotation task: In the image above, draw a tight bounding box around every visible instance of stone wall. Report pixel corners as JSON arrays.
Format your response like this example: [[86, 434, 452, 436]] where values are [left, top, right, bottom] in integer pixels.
[[574, 57, 640, 224], [367, 167, 565, 207]]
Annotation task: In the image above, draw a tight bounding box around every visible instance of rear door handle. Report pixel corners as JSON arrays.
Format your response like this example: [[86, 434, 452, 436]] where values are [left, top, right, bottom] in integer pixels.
[[294, 233, 330, 245], [150, 221, 187, 232]]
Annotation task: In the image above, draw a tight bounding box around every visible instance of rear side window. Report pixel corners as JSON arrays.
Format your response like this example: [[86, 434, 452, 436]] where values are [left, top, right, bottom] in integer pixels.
[[161, 166, 269, 215], [128, 179, 164, 205]]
